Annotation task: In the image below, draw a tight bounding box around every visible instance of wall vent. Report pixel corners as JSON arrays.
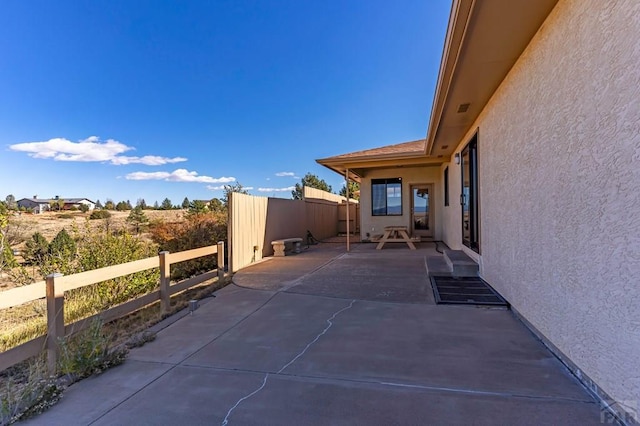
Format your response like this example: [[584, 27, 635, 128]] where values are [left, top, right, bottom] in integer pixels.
[[457, 103, 470, 113]]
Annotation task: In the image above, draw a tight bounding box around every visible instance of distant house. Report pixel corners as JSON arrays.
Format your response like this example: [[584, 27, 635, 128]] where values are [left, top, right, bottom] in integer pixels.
[[62, 198, 96, 211], [16, 198, 51, 214], [16, 196, 96, 213]]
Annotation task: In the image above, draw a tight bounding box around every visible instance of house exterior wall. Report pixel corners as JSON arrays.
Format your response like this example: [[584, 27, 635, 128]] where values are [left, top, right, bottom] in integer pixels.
[[359, 166, 442, 241], [17, 199, 48, 214], [442, 0, 640, 407], [74, 200, 96, 210]]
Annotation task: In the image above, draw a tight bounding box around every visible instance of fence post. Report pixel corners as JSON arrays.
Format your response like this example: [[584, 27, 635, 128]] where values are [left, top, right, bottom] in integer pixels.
[[217, 241, 225, 281], [159, 251, 171, 314], [46, 273, 64, 375]]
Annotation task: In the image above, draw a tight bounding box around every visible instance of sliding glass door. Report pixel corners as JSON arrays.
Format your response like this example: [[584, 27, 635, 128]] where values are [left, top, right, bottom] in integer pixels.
[[461, 134, 479, 252]]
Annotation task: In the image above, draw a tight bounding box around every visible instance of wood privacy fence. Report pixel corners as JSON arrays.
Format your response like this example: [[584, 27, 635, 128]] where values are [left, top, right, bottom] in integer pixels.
[[228, 190, 355, 272], [0, 242, 225, 373]]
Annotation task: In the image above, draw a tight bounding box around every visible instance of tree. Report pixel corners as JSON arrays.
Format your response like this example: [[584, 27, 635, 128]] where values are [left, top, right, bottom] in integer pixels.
[[23, 232, 49, 265], [181, 197, 190, 209], [292, 173, 333, 200], [43, 229, 77, 275], [104, 199, 115, 210], [49, 198, 64, 212], [153, 201, 159, 210], [339, 181, 360, 200], [127, 206, 149, 234], [160, 198, 173, 210], [5, 194, 17, 210], [187, 200, 208, 215], [115, 201, 129, 211], [0, 202, 17, 273], [209, 198, 225, 213], [79, 203, 90, 213], [222, 183, 249, 207], [49, 229, 76, 259], [126, 200, 133, 210], [136, 198, 147, 209], [95, 199, 103, 209]]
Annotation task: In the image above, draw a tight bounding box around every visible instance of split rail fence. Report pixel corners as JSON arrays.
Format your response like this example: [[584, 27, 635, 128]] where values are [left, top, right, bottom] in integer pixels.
[[0, 242, 225, 373]]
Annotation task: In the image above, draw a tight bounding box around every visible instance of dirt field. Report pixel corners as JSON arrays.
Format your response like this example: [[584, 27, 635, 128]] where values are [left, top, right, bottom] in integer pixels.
[[9, 209, 185, 244], [0, 209, 187, 290]]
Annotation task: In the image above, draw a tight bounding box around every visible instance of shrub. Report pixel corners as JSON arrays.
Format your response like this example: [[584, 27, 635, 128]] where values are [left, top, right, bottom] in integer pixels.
[[58, 319, 128, 380], [41, 229, 77, 276], [56, 213, 74, 219], [149, 211, 227, 279], [23, 233, 49, 265], [89, 210, 111, 220], [74, 231, 159, 308], [79, 204, 89, 213]]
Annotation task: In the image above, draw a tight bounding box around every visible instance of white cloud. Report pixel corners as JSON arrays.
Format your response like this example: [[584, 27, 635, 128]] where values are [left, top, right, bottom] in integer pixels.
[[275, 172, 299, 179], [206, 185, 254, 191], [258, 186, 295, 192], [9, 136, 187, 165], [111, 155, 187, 165], [126, 169, 236, 183]]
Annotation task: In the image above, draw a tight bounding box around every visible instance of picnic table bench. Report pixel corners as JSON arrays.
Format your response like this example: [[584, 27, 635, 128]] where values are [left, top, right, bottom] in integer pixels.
[[375, 226, 416, 250]]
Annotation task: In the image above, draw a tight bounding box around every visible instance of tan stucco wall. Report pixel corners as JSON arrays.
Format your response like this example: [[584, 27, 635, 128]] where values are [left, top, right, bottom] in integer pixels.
[[442, 0, 640, 406], [359, 166, 443, 240]]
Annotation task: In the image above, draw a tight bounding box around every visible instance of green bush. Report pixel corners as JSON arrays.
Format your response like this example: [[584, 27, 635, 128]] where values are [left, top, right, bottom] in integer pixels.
[[58, 319, 128, 380], [23, 233, 49, 265], [41, 229, 77, 276], [89, 210, 111, 220], [75, 231, 159, 308]]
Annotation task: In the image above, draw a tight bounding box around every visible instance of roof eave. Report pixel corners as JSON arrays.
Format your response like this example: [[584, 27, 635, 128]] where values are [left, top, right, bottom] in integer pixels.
[[425, 0, 559, 156]]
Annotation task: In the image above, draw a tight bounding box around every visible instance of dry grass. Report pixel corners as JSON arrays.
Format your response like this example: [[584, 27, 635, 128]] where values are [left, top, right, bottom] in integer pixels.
[[10, 209, 185, 243], [0, 275, 228, 353], [0, 209, 186, 292]]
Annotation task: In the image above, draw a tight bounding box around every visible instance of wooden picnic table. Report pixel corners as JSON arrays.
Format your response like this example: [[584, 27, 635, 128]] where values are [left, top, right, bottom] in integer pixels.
[[375, 226, 416, 250]]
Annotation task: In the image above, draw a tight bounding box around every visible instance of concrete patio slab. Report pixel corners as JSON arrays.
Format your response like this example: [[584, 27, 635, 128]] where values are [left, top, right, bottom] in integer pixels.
[[21, 243, 605, 425], [287, 273, 435, 304], [129, 288, 275, 364], [21, 360, 173, 426], [85, 366, 602, 426], [183, 292, 353, 373], [283, 301, 590, 400], [218, 373, 603, 426]]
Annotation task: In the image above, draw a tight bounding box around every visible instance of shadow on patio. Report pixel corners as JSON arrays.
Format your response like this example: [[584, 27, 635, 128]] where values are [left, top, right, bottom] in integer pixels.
[[24, 242, 606, 425]]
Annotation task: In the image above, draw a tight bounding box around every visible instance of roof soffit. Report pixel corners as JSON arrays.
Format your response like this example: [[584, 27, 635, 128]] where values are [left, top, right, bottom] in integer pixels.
[[426, 0, 559, 156]]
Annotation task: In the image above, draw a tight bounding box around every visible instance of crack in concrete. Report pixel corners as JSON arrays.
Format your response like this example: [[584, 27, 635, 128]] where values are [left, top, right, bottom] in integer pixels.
[[221, 299, 356, 425]]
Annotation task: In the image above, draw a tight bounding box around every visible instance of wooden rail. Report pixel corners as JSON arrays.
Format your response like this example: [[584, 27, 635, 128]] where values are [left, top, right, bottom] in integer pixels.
[[0, 241, 225, 373]]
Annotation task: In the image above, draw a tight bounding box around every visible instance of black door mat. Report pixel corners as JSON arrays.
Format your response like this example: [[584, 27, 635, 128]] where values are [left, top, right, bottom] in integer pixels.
[[430, 276, 508, 306]]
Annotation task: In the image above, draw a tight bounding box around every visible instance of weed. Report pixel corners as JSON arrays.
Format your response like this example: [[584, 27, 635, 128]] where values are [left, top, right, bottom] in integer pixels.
[[0, 358, 62, 425], [57, 319, 128, 381]]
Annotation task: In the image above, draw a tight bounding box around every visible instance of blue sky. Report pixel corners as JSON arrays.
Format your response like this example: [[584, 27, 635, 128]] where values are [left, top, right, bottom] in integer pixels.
[[0, 0, 451, 205]]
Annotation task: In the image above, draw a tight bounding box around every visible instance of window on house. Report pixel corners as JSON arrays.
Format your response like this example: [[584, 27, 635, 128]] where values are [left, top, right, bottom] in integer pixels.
[[372, 178, 402, 216], [444, 167, 449, 206], [461, 134, 479, 252]]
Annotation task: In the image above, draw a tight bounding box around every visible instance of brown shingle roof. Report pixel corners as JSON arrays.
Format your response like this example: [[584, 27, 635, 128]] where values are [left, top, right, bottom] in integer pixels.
[[319, 139, 426, 162]]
